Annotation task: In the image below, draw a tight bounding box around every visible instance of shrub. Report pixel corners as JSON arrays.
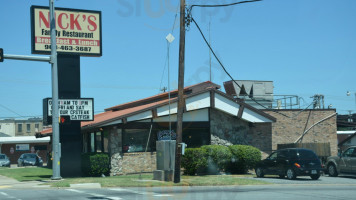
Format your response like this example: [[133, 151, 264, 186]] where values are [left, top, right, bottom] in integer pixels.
[[181, 148, 207, 175], [227, 145, 261, 174], [81, 153, 110, 177], [200, 145, 232, 174]]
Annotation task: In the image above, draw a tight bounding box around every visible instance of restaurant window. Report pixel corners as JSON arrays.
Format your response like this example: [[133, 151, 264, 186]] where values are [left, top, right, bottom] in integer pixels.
[[87, 131, 108, 153], [90, 132, 95, 152], [96, 132, 102, 152], [182, 128, 210, 148], [123, 129, 156, 153]]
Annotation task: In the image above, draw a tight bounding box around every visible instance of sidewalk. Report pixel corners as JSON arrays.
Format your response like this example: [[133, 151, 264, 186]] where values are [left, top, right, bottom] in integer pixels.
[[0, 175, 50, 189]]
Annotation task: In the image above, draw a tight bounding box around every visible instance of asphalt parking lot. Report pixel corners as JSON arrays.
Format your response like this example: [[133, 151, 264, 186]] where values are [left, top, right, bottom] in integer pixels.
[[251, 174, 356, 185]]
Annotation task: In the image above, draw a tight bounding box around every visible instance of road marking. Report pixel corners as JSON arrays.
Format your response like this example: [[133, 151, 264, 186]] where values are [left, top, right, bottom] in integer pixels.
[[109, 188, 154, 195], [87, 193, 106, 197], [67, 189, 122, 200], [66, 189, 85, 193], [0, 186, 11, 189], [106, 197, 122, 200], [154, 194, 173, 197], [109, 188, 173, 197], [0, 191, 20, 199]]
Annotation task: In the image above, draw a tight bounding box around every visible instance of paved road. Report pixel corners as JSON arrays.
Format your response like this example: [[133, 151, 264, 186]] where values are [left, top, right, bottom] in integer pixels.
[[250, 174, 356, 185], [1, 174, 356, 199], [0, 185, 355, 200]]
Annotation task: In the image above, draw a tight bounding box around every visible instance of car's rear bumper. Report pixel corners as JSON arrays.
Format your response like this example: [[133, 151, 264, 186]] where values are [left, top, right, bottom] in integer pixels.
[[295, 168, 323, 176]]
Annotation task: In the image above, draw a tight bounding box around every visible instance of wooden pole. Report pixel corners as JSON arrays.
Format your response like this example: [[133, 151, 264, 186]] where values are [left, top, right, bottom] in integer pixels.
[[174, 0, 185, 183]]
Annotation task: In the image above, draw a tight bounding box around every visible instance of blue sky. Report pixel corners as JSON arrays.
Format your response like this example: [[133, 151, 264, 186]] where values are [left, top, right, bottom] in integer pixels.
[[0, 0, 355, 119]]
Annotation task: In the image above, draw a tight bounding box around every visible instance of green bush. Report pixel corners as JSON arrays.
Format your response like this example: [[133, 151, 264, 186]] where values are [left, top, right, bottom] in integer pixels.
[[200, 145, 232, 174], [81, 153, 110, 177], [181, 148, 207, 175], [227, 145, 261, 174]]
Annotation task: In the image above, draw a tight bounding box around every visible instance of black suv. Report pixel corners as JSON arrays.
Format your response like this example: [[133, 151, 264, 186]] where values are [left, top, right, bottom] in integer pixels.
[[255, 148, 323, 180]]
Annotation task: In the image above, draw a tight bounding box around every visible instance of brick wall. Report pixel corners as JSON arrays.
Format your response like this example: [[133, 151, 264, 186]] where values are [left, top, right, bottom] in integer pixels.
[[262, 109, 338, 156], [248, 122, 273, 157]]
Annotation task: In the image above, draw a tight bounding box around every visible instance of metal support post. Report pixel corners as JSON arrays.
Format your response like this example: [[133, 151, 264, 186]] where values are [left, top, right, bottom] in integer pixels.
[[49, 0, 61, 180], [3, 54, 50, 62]]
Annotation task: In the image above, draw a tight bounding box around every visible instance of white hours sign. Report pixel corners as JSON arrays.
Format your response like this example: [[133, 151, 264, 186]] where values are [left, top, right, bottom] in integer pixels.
[[46, 98, 94, 121]]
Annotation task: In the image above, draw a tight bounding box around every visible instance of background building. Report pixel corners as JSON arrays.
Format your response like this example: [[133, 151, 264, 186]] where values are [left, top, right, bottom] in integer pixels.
[[0, 118, 43, 137]]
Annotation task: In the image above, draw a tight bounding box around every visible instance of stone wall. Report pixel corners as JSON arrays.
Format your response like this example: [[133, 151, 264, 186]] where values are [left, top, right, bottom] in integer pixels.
[[209, 108, 273, 158], [262, 109, 338, 156], [108, 127, 122, 155], [210, 108, 251, 146], [108, 127, 156, 176], [110, 152, 156, 176]]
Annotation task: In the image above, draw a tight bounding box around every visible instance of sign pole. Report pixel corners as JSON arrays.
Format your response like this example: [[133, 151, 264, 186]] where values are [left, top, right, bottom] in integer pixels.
[[49, 0, 61, 180]]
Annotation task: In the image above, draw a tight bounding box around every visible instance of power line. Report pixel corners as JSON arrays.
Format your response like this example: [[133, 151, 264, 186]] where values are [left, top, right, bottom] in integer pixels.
[[190, 16, 294, 118], [189, 0, 262, 9], [0, 104, 26, 118]]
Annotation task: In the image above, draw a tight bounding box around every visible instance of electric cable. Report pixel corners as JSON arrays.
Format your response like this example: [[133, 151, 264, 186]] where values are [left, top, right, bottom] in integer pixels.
[[0, 104, 26, 118], [190, 16, 293, 118], [189, 0, 262, 9]]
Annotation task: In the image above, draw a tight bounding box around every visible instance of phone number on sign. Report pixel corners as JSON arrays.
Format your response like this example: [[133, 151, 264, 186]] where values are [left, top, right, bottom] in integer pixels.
[[44, 45, 92, 52]]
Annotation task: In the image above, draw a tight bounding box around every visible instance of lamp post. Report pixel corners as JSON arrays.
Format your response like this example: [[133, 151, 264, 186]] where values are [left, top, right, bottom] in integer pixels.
[[347, 91, 356, 111]]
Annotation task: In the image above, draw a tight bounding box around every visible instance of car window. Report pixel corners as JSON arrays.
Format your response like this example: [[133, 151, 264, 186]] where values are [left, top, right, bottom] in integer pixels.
[[351, 148, 356, 157], [268, 152, 278, 160], [0, 155, 5, 159], [278, 150, 288, 159], [343, 148, 354, 157], [28, 154, 36, 159], [297, 149, 318, 159], [289, 149, 318, 160]]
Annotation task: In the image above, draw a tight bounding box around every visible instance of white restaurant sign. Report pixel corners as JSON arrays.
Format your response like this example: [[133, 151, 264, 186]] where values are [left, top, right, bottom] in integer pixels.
[[31, 6, 102, 56], [47, 98, 94, 121]]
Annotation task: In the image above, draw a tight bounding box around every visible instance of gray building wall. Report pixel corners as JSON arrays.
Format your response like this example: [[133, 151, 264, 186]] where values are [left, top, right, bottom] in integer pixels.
[[210, 108, 251, 145], [0, 118, 43, 137]]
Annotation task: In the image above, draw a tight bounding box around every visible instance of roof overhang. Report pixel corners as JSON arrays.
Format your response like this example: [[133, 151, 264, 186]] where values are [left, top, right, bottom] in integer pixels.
[[39, 87, 276, 136], [0, 136, 50, 144]]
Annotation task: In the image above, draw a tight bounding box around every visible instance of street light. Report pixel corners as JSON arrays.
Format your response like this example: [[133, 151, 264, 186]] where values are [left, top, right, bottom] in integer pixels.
[[346, 91, 356, 110]]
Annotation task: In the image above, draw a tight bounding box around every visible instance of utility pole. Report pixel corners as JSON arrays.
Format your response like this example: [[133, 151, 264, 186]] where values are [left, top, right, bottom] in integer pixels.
[[174, 0, 185, 184], [49, 0, 61, 180]]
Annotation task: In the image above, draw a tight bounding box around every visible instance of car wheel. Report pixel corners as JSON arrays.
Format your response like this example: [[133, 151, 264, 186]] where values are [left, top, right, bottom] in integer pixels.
[[286, 168, 296, 180], [328, 164, 338, 177], [255, 167, 264, 178], [310, 174, 320, 180]]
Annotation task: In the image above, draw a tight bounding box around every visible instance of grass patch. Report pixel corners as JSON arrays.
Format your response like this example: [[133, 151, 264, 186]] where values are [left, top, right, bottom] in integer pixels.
[[0, 168, 270, 187], [49, 174, 270, 188], [0, 167, 52, 182]]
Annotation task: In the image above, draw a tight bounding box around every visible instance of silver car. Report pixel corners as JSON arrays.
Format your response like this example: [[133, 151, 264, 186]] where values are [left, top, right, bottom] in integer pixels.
[[326, 146, 356, 177], [0, 154, 11, 167], [17, 153, 43, 167]]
